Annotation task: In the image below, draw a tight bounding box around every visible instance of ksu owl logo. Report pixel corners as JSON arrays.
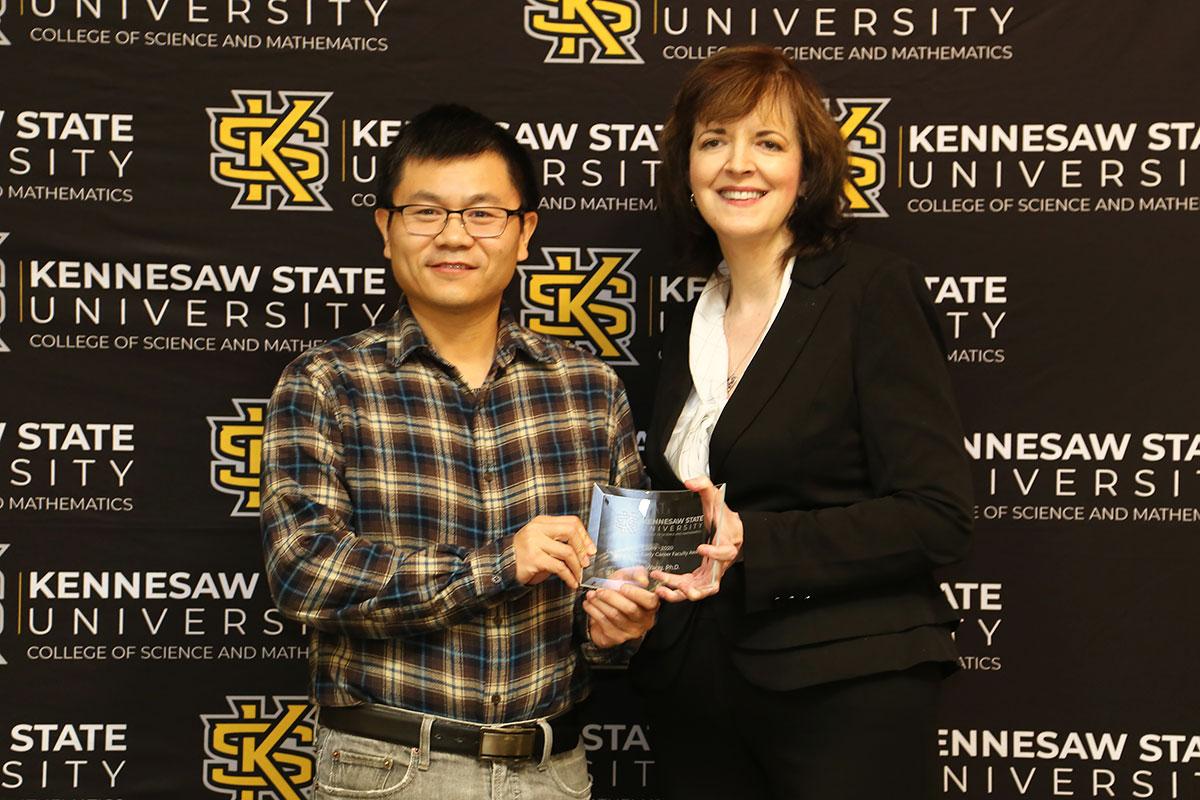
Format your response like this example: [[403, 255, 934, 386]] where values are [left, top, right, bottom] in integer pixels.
[[524, 0, 643, 64], [202, 696, 315, 800], [833, 98, 890, 218], [208, 90, 332, 211], [208, 399, 268, 517], [519, 247, 639, 365]]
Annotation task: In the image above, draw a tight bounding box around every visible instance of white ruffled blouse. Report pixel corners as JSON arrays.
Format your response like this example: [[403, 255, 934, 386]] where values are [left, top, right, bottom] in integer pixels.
[[664, 258, 794, 483]]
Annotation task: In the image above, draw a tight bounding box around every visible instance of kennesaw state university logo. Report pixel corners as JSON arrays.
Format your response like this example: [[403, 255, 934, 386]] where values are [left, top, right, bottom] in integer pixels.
[[519, 247, 638, 365], [203, 696, 316, 800], [833, 98, 889, 218], [525, 0, 643, 64], [208, 90, 332, 211], [209, 399, 268, 517]]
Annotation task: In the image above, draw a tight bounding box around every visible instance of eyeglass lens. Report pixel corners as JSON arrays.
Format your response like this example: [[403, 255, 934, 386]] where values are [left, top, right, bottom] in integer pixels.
[[400, 206, 510, 237]]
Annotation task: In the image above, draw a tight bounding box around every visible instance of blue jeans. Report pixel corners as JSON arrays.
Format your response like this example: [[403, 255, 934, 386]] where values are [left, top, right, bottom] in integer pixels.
[[311, 723, 592, 800]]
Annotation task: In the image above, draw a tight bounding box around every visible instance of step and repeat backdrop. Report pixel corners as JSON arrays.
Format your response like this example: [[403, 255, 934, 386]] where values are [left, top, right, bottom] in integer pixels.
[[1, 1, 1198, 798]]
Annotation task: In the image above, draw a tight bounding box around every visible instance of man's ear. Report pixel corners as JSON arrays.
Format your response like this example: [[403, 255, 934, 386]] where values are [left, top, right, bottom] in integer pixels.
[[374, 208, 393, 259], [516, 211, 538, 262]]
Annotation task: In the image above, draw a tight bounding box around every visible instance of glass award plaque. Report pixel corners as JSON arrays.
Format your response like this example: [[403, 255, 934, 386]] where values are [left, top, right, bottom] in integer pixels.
[[581, 484, 722, 591]]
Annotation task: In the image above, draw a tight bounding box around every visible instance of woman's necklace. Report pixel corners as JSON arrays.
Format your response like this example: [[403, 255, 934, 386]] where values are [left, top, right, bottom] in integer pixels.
[[724, 308, 773, 394]]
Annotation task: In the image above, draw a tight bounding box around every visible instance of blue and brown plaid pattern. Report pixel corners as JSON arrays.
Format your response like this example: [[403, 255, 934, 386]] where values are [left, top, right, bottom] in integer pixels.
[[261, 301, 645, 723]]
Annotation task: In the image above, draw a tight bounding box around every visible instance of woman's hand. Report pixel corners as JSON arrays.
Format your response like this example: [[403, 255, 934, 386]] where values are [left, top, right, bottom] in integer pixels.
[[652, 477, 744, 602]]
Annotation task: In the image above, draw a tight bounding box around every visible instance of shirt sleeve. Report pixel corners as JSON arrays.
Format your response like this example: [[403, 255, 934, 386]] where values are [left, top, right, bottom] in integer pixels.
[[260, 359, 519, 640], [608, 381, 650, 490], [579, 374, 651, 663]]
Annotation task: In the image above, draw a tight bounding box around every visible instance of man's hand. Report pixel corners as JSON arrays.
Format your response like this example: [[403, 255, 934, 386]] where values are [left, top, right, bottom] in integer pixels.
[[652, 477, 744, 602], [513, 515, 596, 590], [583, 569, 660, 648]]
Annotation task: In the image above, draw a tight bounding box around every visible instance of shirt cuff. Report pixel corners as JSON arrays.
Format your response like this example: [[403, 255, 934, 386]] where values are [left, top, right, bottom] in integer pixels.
[[467, 535, 519, 597]]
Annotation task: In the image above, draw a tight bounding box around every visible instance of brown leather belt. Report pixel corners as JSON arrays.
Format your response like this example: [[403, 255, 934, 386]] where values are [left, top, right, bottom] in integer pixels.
[[319, 703, 580, 760]]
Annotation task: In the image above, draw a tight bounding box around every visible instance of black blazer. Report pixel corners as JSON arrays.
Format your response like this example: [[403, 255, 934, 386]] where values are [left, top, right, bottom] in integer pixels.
[[631, 242, 974, 692]]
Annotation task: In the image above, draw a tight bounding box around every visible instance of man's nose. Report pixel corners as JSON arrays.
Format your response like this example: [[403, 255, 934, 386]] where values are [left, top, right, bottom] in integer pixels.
[[435, 211, 475, 245]]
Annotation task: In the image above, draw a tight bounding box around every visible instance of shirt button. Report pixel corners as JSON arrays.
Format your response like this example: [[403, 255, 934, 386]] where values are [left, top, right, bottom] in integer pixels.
[[491, 694, 501, 705], [491, 574, 502, 584]]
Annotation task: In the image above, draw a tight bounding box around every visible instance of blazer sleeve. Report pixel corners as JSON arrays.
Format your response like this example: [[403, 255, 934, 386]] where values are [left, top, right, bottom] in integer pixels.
[[738, 259, 974, 613]]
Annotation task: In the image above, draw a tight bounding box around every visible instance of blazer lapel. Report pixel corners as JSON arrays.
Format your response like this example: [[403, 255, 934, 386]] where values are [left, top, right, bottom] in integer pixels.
[[708, 248, 846, 479]]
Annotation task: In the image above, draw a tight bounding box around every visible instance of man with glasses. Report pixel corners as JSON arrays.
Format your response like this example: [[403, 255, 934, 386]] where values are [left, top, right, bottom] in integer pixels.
[[261, 104, 656, 799]]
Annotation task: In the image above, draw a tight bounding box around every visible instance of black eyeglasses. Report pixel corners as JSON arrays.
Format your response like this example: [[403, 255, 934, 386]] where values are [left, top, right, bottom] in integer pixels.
[[382, 204, 526, 239]]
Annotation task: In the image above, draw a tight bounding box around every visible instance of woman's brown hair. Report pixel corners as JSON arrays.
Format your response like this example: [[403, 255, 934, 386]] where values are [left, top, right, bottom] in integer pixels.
[[658, 44, 852, 274]]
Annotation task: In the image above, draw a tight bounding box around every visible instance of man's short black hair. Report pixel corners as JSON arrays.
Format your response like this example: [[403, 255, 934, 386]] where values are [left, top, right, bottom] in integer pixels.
[[376, 104, 540, 211]]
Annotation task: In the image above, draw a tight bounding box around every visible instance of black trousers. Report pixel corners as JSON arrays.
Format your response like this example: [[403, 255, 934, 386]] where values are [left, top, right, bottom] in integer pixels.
[[640, 620, 943, 800]]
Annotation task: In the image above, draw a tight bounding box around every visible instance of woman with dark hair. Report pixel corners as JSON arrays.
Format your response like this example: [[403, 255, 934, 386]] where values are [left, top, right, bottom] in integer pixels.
[[630, 44, 974, 799]]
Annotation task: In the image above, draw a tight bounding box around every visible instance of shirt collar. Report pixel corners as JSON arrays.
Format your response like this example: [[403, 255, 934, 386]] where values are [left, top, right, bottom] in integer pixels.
[[696, 256, 796, 320], [689, 257, 795, 405], [495, 307, 557, 367], [386, 297, 556, 370]]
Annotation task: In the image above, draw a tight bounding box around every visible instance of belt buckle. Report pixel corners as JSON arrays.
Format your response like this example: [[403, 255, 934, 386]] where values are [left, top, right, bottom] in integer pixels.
[[478, 726, 536, 759]]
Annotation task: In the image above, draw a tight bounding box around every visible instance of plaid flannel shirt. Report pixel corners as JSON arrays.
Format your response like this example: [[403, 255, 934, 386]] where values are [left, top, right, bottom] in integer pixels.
[[261, 301, 646, 723]]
